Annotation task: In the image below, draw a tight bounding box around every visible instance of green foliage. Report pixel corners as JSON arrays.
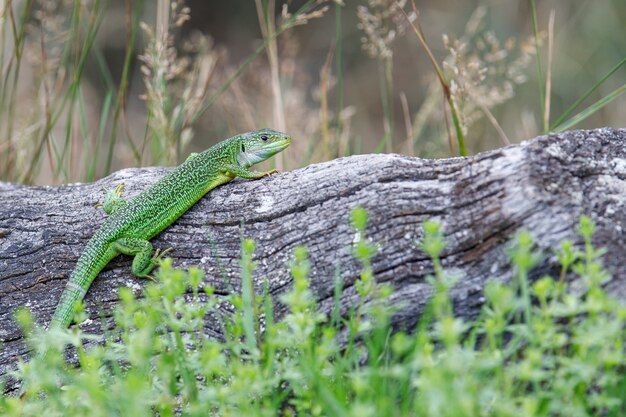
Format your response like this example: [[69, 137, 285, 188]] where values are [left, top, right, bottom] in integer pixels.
[[4, 213, 626, 416]]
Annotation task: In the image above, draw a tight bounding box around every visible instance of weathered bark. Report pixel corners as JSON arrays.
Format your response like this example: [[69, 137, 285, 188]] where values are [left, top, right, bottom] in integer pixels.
[[1, 128, 625, 393]]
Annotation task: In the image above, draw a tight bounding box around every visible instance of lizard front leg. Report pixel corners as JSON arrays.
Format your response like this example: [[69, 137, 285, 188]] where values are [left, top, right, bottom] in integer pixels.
[[223, 164, 277, 179], [112, 237, 172, 278], [96, 183, 127, 215]]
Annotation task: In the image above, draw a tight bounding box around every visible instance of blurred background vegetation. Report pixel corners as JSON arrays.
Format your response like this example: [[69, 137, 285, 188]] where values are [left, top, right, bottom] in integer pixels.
[[1, 0, 624, 185]]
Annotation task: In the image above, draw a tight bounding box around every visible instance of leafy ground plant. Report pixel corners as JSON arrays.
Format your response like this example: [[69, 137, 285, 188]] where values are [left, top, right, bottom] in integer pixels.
[[2, 213, 625, 416]]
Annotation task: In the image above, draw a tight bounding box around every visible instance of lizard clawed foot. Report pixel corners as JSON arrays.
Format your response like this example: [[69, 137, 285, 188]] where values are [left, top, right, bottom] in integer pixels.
[[96, 183, 127, 214], [152, 247, 173, 263], [142, 248, 173, 282], [154, 246, 173, 258], [142, 247, 173, 281], [114, 183, 125, 195]]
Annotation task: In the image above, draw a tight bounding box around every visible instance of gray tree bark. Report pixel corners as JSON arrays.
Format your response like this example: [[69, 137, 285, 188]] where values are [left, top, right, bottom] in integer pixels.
[[1, 128, 625, 394]]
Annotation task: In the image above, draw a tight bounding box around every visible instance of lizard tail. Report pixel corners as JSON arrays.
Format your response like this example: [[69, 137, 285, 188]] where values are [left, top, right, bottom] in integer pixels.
[[50, 277, 90, 328], [50, 241, 116, 328]]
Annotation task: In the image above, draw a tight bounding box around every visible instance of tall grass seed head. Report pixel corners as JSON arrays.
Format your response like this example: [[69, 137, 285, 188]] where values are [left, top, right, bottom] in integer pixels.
[[356, 0, 414, 59]]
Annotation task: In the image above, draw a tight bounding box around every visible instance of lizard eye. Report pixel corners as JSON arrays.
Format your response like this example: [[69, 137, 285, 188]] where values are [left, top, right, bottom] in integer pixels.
[[241, 143, 246, 152], [260, 135, 269, 141]]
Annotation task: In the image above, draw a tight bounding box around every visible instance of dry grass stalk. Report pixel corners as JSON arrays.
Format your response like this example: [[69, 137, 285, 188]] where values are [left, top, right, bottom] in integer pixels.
[[9, 0, 80, 183], [254, 0, 285, 170], [358, 0, 415, 152], [139, 0, 216, 165], [319, 44, 335, 160], [543, 9, 555, 132], [442, 6, 540, 140], [399, 92, 413, 154]]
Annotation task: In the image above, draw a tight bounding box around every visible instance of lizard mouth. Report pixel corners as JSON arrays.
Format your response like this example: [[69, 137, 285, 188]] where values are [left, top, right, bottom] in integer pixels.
[[245, 136, 292, 165], [265, 137, 292, 154]]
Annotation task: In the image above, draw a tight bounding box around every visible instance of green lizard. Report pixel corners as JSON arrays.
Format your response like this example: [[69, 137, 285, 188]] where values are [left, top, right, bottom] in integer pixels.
[[50, 128, 291, 328]]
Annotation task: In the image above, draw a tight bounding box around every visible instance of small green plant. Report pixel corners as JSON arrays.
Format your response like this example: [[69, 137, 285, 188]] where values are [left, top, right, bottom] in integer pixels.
[[3, 212, 625, 416]]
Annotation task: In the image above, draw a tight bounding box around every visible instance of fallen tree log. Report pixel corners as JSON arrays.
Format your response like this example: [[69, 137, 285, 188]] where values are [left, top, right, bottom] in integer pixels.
[[1, 127, 625, 393]]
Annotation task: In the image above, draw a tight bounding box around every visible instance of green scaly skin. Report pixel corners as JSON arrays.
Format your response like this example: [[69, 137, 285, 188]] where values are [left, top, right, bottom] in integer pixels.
[[51, 128, 291, 328]]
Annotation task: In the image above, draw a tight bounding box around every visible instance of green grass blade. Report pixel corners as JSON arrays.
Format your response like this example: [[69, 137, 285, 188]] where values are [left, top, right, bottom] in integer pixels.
[[550, 57, 626, 130], [240, 238, 259, 357], [530, 0, 545, 127], [334, 2, 344, 158], [552, 83, 626, 132], [105, 0, 143, 174], [92, 42, 116, 93], [87, 90, 113, 182]]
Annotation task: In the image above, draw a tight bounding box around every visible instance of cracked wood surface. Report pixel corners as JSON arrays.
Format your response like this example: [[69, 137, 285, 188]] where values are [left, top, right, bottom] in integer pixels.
[[1, 127, 626, 393]]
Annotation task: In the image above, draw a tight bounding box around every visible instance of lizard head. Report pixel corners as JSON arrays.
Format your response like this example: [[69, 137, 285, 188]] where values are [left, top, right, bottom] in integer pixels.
[[237, 128, 292, 168]]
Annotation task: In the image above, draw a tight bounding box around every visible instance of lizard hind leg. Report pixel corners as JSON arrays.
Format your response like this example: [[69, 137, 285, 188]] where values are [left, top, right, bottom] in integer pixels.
[[96, 183, 127, 215], [112, 237, 172, 279]]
